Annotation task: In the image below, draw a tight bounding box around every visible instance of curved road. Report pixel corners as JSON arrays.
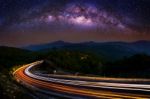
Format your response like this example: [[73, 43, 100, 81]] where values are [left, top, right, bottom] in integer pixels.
[[13, 61, 150, 98]]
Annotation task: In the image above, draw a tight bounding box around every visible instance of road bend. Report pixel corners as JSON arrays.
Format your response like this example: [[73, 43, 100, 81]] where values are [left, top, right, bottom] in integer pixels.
[[13, 61, 150, 99]]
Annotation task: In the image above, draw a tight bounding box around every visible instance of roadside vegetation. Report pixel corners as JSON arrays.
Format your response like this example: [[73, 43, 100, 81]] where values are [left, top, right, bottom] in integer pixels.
[[103, 54, 150, 78], [38, 49, 150, 78]]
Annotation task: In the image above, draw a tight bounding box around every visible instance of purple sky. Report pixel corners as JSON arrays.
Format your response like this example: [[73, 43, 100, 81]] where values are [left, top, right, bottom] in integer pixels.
[[0, 0, 150, 47]]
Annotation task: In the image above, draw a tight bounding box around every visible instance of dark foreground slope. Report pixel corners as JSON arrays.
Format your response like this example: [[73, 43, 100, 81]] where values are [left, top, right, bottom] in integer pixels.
[[0, 46, 37, 68], [0, 46, 37, 99]]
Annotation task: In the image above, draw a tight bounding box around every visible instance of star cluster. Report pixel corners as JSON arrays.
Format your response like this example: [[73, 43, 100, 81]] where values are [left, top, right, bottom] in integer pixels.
[[60, 4, 125, 29]]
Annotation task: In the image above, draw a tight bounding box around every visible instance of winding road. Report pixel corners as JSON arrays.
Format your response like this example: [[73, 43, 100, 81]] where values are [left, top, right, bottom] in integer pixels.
[[13, 61, 150, 98]]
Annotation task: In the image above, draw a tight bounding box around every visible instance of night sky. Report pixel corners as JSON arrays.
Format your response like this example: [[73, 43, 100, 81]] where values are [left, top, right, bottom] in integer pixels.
[[0, 0, 150, 47]]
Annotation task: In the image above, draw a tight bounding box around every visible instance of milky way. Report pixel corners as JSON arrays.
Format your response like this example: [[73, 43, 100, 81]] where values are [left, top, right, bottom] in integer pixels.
[[29, 3, 126, 30], [0, 0, 150, 46]]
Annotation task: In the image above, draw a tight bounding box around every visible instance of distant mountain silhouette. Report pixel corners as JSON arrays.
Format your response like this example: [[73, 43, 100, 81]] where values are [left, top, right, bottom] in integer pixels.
[[24, 40, 71, 51], [23, 40, 150, 60]]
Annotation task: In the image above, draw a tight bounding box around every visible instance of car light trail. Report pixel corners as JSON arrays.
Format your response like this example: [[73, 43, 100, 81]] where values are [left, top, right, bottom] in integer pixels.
[[13, 61, 150, 98]]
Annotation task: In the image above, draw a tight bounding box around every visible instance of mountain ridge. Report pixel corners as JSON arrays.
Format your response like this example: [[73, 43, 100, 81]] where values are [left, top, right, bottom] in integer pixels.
[[23, 40, 150, 60]]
